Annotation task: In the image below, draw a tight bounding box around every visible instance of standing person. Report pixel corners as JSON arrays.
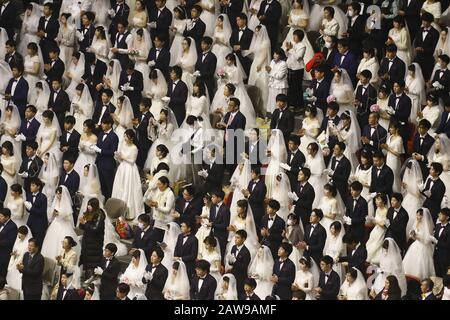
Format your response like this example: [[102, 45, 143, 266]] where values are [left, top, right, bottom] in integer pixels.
[[298, 209, 327, 265], [194, 37, 217, 100], [24, 179, 47, 246], [174, 221, 199, 278], [208, 190, 230, 261], [143, 247, 169, 300], [266, 50, 288, 116], [119, 62, 144, 118], [421, 162, 446, 222], [344, 181, 368, 243], [59, 116, 81, 162], [432, 208, 450, 277], [37, 2, 59, 63], [95, 243, 121, 300], [257, 0, 282, 51], [0, 208, 17, 277], [108, 0, 130, 43], [314, 255, 340, 300], [92, 117, 119, 200], [243, 166, 266, 232], [133, 98, 153, 169], [413, 12, 439, 81], [229, 14, 254, 79], [271, 243, 296, 300], [285, 29, 306, 112], [17, 106, 41, 158], [4, 64, 29, 119], [327, 142, 351, 200], [48, 78, 70, 131], [190, 259, 217, 300], [17, 142, 43, 193], [183, 5, 206, 52], [166, 66, 188, 127], [148, 0, 172, 41], [110, 20, 132, 70], [385, 193, 409, 254], [226, 230, 251, 297], [18, 238, 44, 300], [281, 134, 305, 189], [369, 151, 394, 201], [290, 167, 315, 229]]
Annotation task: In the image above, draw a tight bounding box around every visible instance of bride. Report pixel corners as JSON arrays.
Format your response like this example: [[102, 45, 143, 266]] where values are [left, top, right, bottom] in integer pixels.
[[32, 81, 51, 122], [215, 274, 238, 300], [40, 186, 80, 262], [405, 63, 426, 126], [39, 152, 60, 212], [265, 129, 287, 199], [111, 96, 133, 145], [319, 184, 345, 236], [102, 59, 122, 103], [36, 110, 62, 166], [65, 51, 85, 99], [120, 249, 147, 300], [56, 13, 76, 68], [161, 222, 181, 270], [111, 129, 144, 221], [74, 119, 98, 175], [229, 159, 251, 218], [176, 37, 198, 95], [212, 14, 232, 74], [366, 193, 389, 265], [403, 208, 436, 281], [6, 184, 27, 227], [309, 0, 348, 38], [23, 42, 43, 103], [169, 7, 188, 66], [330, 68, 354, 115], [336, 110, 361, 173], [427, 134, 450, 201], [185, 80, 211, 128], [298, 105, 321, 155], [130, 28, 151, 89], [71, 84, 94, 133], [145, 69, 167, 119], [306, 142, 327, 208], [339, 268, 369, 300], [87, 26, 111, 65], [323, 221, 346, 282], [0, 105, 22, 167], [248, 245, 274, 299], [163, 260, 190, 300], [401, 160, 425, 235], [17, 3, 42, 57]]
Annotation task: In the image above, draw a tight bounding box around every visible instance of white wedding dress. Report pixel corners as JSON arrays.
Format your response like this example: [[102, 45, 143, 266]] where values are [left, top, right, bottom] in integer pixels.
[[386, 134, 404, 193], [366, 207, 388, 265], [74, 135, 98, 176], [401, 160, 425, 236], [6, 196, 28, 228], [211, 15, 232, 74], [299, 118, 320, 155], [248, 246, 274, 299], [120, 249, 148, 300], [6, 226, 32, 297]]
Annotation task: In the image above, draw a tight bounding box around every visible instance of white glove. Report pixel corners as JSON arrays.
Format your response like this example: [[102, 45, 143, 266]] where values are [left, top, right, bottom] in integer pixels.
[[227, 254, 236, 264], [90, 145, 101, 153], [24, 201, 32, 210], [94, 267, 104, 275], [385, 219, 390, 228], [15, 133, 26, 142], [423, 190, 431, 198], [108, 8, 116, 16], [310, 96, 317, 102], [161, 97, 170, 103], [280, 163, 291, 171], [328, 169, 334, 176], [432, 81, 444, 89], [18, 171, 29, 178], [418, 182, 425, 191], [343, 216, 352, 225], [121, 83, 130, 91], [147, 60, 156, 67], [144, 271, 153, 281], [287, 191, 299, 202], [148, 22, 157, 29], [193, 70, 201, 77], [431, 236, 438, 244]]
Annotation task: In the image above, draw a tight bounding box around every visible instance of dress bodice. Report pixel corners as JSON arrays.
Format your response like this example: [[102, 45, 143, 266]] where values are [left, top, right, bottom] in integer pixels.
[[289, 10, 308, 28], [224, 65, 242, 85], [173, 19, 187, 35], [188, 96, 208, 117], [24, 55, 39, 73], [119, 143, 138, 163], [180, 54, 195, 73]]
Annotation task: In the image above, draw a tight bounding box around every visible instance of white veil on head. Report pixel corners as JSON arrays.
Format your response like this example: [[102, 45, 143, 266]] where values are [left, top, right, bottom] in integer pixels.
[[267, 129, 287, 162], [18, 3, 43, 53], [345, 267, 369, 300], [73, 83, 94, 118], [92, 25, 112, 53], [0, 27, 9, 60], [124, 248, 148, 280], [148, 68, 168, 98], [177, 36, 198, 66], [300, 0, 310, 17], [406, 62, 426, 106], [215, 273, 238, 300], [49, 185, 74, 225], [162, 221, 181, 254], [116, 95, 133, 128], [39, 152, 59, 184], [400, 159, 423, 196], [230, 158, 251, 191], [244, 24, 271, 65], [1, 105, 21, 129], [323, 220, 346, 256], [427, 133, 450, 162], [37, 110, 62, 138], [339, 109, 361, 152], [132, 26, 152, 53], [11, 225, 33, 254], [380, 237, 407, 295], [35, 80, 51, 110], [248, 245, 274, 281], [416, 207, 435, 236], [0, 61, 12, 94], [434, 27, 450, 57], [216, 14, 232, 46], [330, 68, 354, 94], [107, 59, 123, 91], [163, 260, 190, 299], [80, 163, 102, 197]]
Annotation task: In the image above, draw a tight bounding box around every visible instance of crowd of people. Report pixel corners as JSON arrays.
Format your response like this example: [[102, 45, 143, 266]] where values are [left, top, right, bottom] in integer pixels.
[[0, 0, 450, 301]]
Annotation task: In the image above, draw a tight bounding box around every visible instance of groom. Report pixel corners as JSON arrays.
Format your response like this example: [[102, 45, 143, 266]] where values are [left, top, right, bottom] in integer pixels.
[[92, 117, 119, 200]]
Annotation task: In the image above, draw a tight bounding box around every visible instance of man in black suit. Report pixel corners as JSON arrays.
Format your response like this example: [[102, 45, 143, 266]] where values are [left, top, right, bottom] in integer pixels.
[[420, 278, 437, 300], [143, 247, 168, 300], [429, 55, 450, 102], [190, 259, 217, 300], [77, 11, 96, 53], [131, 214, 158, 258], [412, 120, 435, 179], [48, 78, 70, 130], [147, 35, 171, 76], [93, 89, 116, 131], [227, 229, 251, 297], [271, 243, 296, 300], [119, 62, 143, 117], [315, 255, 340, 300], [0, 0, 17, 40], [378, 44, 406, 88], [167, 66, 188, 126], [432, 208, 450, 277], [388, 80, 412, 150], [243, 166, 266, 232], [18, 106, 41, 157], [414, 12, 439, 81], [369, 150, 394, 200], [18, 142, 43, 193], [183, 5, 206, 52], [229, 13, 253, 78], [355, 70, 377, 129], [244, 128, 268, 166], [298, 209, 327, 265], [110, 20, 132, 70], [25, 179, 47, 246], [398, 0, 422, 42], [385, 193, 409, 253], [133, 98, 154, 169], [83, 50, 107, 101], [37, 2, 59, 63], [308, 65, 331, 112], [0, 208, 17, 277], [173, 185, 202, 229], [93, 117, 119, 199], [56, 272, 81, 300], [281, 135, 305, 189], [270, 94, 294, 143], [290, 167, 315, 229], [108, 0, 130, 43], [95, 243, 121, 300], [319, 102, 341, 159], [4, 64, 29, 118], [4, 40, 23, 68], [340, 234, 367, 273], [148, 0, 172, 41], [260, 200, 285, 259], [327, 142, 351, 200], [361, 112, 388, 153], [115, 283, 131, 300], [199, 148, 225, 196], [43, 47, 65, 83], [221, 0, 244, 29], [344, 181, 368, 243], [343, 2, 366, 58], [60, 116, 81, 162], [436, 98, 450, 138], [59, 157, 80, 223], [257, 0, 282, 51], [241, 278, 260, 300], [195, 37, 217, 100], [18, 238, 44, 300], [421, 162, 446, 222], [174, 221, 199, 278], [209, 190, 230, 260]]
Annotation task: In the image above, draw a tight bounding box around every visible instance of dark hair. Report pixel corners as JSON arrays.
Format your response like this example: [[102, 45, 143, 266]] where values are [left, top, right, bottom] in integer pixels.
[[225, 53, 237, 65], [350, 181, 363, 192], [299, 167, 311, 179], [83, 119, 95, 132], [330, 221, 342, 233], [375, 193, 388, 205], [229, 97, 240, 107], [324, 6, 335, 17], [299, 256, 311, 268], [170, 66, 183, 78], [117, 283, 130, 294], [327, 101, 340, 112], [268, 199, 280, 211], [49, 46, 60, 55], [373, 150, 385, 160], [201, 36, 213, 46], [0, 208, 11, 218], [18, 225, 29, 235], [141, 97, 152, 109], [279, 242, 293, 256], [26, 105, 37, 114], [288, 135, 300, 146], [324, 183, 337, 197], [153, 247, 165, 260], [393, 15, 405, 26], [42, 110, 54, 121], [348, 268, 358, 280], [28, 238, 39, 247], [138, 214, 150, 224], [64, 115, 76, 125], [196, 259, 211, 273], [308, 142, 319, 153], [154, 162, 170, 175], [305, 104, 318, 117], [438, 54, 450, 65], [440, 207, 450, 218], [132, 249, 141, 260], [244, 277, 257, 288], [321, 255, 334, 266], [64, 236, 77, 248], [204, 235, 217, 247], [418, 119, 431, 130], [273, 48, 287, 60], [174, 6, 186, 19], [430, 162, 444, 175], [105, 243, 118, 255], [124, 129, 136, 145], [276, 94, 288, 103], [225, 83, 236, 94], [27, 141, 39, 151], [101, 116, 114, 125], [386, 44, 398, 53], [293, 29, 305, 41], [312, 208, 324, 219], [211, 189, 225, 199], [193, 80, 206, 97], [27, 42, 38, 53], [391, 192, 403, 203], [2, 141, 14, 156], [158, 176, 170, 187], [236, 229, 248, 240], [386, 275, 401, 297]]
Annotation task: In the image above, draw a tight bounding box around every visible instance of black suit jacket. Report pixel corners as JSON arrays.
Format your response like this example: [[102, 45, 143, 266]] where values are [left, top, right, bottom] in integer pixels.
[[195, 51, 217, 96], [369, 164, 394, 196], [0, 219, 17, 271], [320, 115, 341, 150], [345, 196, 368, 228], [433, 223, 450, 276], [436, 112, 450, 138], [347, 15, 366, 54], [60, 129, 81, 161], [92, 102, 116, 126], [430, 68, 450, 100], [221, 0, 244, 28], [387, 93, 411, 125], [303, 223, 327, 265], [285, 150, 305, 189], [421, 177, 446, 220], [261, 214, 285, 254], [329, 155, 351, 198], [5, 52, 24, 69], [21, 252, 44, 296], [355, 84, 377, 119], [361, 124, 388, 152], [82, 59, 107, 89], [229, 244, 251, 288], [0, 1, 17, 40], [414, 27, 439, 80], [183, 19, 206, 51], [210, 203, 230, 241], [293, 181, 315, 222], [167, 80, 188, 126], [174, 234, 198, 276], [38, 16, 59, 48], [5, 77, 28, 112], [412, 133, 435, 179], [58, 170, 80, 197], [229, 27, 253, 51], [385, 207, 409, 252], [78, 24, 96, 53], [48, 89, 70, 118], [44, 58, 65, 82], [272, 258, 296, 300], [318, 270, 340, 300], [147, 47, 171, 75], [378, 56, 406, 87], [174, 196, 202, 227], [310, 79, 331, 111], [257, 0, 282, 35], [270, 108, 294, 140], [132, 226, 158, 256], [100, 257, 121, 300], [119, 70, 143, 106], [339, 244, 367, 273], [190, 273, 217, 300], [143, 263, 168, 300], [19, 118, 41, 147], [149, 7, 172, 40], [19, 156, 43, 192], [202, 162, 225, 194], [247, 179, 267, 225], [25, 192, 48, 237], [108, 2, 130, 40], [0, 176, 7, 207], [245, 140, 267, 166], [56, 285, 81, 300]]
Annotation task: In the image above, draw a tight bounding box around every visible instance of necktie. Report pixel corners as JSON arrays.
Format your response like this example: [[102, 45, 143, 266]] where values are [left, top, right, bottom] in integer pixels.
[[420, 136, 424, 146], [156, 48, 161, 59], [388, 59, 393, 71], [26, 120, 31, 129], [64, 173, 69, 182], [377, 167, 381, 177], [309, 225, 315, 237]]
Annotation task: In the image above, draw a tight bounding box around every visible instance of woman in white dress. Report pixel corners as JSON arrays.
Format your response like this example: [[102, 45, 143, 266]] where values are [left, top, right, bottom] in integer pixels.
[[434, 27, 450, 58], [176, 37, 197, 95], [323, 221, 346, 283], [92, 0, 110, 26], [246, 25, 271, 115], [111, 96, 133, 145], [366, 193, 389, 265], [0, 61, 11, 109], [145, 69, 167, 118], [17, 3, 42, 57], [292, 256, 319, 300], [352, 150, 373, 219], [357, 48, 380, 87], [248, 245, 274, 298], [215, 274, 238, 300], [33, 81, 51, 121], [319, 184, 344, 236], [339, 268, 368, 300], [229, 159, 251, 219], [311, 3, 348, 39], [73, 120, 98, 175], [271, 171, 291, 221], [265, 129, 287, 199], [266, 49, 288, 115], [102, 59, 122, 103], [36, 110, 62, 166], [199, 0, 216, 37], [306, 142, 327, 208], [387, 16, 412, 68], [330, 68, 354, 115], [23, 43, 43, 103], [0, 142, 17, 196], [212, 54, 256, 128], [212, 14, 232, 74], [147, 144, 169, 178], [381, 121, 404, 193], [163, 260, 190, 300], [169, 7, 188, 66], [87, 26, 111, 65], [111, 130, 144, 221], [0, 105, 22, 167], [427, 134, 450, 201], [120, 249, 147, 300], [377, 85, 392, 131], [56, 13, 76, 68], [406, 63, 426, 126], [130, 0, 148, 29], [145, 110, 176, 168], [39, 152, 60, 213], [401, 160, 425, 235], [6, 184, 28, 227], [297, 105, 320, 155], [185, 80, 211, 128], [417, 94, 441, 135], [195, 195, 214, 254], [161, 222, 181, 270], [130, 28, 151, 89], [6, 225, 32, 297], [198, 235, 222, 283], [336, 110, 361, 173], [248, 0, 263, 30], [71, 84, 94, 133], [403, 208, 436, 281], [41, 186, 80, 262], [422, 0, 442, 24], [65, 52, 86, 99]]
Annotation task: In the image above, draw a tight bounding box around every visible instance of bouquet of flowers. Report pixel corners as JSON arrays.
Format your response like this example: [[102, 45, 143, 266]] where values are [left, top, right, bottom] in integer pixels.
[[128, 48, 140, 56], [217, 68, 226, 79], [115, 216, 132, 239], [370, 104, 380, 113], [326, 95, 336, 104]]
